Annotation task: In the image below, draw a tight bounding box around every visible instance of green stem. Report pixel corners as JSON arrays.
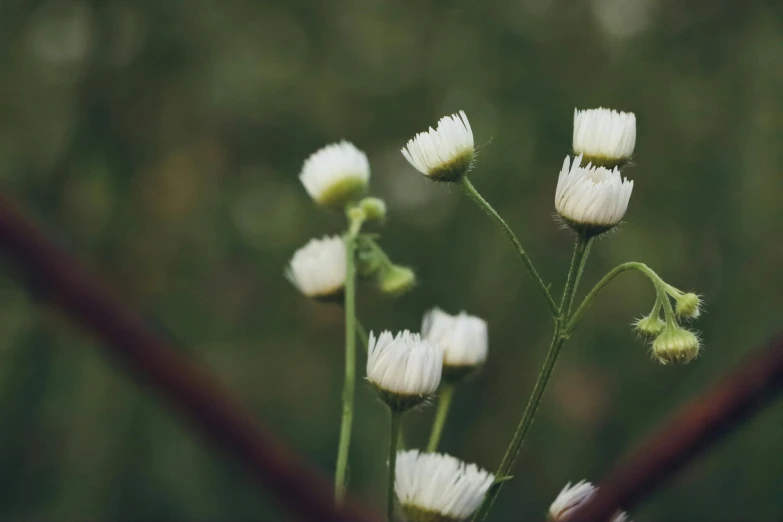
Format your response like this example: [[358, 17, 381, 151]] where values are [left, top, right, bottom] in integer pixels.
[[559, 235, 592, 320], [474, 236, 592, 522], [355, 319, 369, 353], [566, 262, 668, 335], [426, 383, 455, 452], [334, 216, 364, 505], [387, 411, 402, 522], [655, 279, 678, 328], [473, 329, 566, 521], [397, 416, 406, 451], [457, 177, 559, 317], [565, 237, 593, 318]]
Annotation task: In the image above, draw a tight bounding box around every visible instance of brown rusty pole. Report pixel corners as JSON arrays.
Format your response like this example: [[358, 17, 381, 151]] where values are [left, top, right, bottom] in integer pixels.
[[0, 194, 380, 522], [563, 334, 783, 522]]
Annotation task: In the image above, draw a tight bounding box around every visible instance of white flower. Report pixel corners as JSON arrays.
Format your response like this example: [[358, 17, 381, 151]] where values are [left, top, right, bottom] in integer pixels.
[[549, 480, 596, 520], [549, 480, 632, 522], [367, 330, 442, 410], [299, 141, 370, 208], [422, 308, 488, 369], [395, 450, 494, 521], [401, 111, 474, 182], [555, 154, 634, 234], [573, 107, 636, 167], [286, 235, 345, 299]]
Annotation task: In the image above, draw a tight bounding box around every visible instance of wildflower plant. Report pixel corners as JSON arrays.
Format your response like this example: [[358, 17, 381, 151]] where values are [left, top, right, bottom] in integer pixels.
[[287, 107, 704, 521]]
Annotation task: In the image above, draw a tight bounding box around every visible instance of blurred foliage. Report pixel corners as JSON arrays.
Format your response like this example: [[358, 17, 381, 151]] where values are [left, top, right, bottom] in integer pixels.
[[0, 0, 782, 520]]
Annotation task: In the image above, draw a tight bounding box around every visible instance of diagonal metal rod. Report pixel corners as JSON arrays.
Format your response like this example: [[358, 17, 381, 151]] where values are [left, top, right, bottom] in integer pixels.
[[562, 333, 783, 522], [0, 194, 380, 522]]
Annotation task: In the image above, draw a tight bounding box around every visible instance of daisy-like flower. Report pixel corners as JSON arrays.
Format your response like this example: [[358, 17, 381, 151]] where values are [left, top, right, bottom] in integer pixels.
[[652, 327, 701, 365], [422, 308, 488, 381], [555, 154, 634, 236], [401, 111, 475, 182], [395, 450, 494, 522], [549, 481, 631, 522], [299, 141, 370, 209], [286, 235, 346, 300], [573, 108, 636, 168], [367, 330, 443, 412]]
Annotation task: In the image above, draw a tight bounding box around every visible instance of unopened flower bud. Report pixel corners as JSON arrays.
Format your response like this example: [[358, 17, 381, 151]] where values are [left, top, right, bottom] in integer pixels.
[[652, 327, 701, 365], [633, 314, 665, 338], [378, 265, 416, 296], [358, 197, 387, 222], [675, 293, 702, 320]]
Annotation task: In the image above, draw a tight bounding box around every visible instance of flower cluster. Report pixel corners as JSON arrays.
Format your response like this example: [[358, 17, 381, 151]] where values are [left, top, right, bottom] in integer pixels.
[[634, 285, 704, 365], [284, 101, 705, 521], [556, 108, 637, 236], [287, 141, 416, 300]]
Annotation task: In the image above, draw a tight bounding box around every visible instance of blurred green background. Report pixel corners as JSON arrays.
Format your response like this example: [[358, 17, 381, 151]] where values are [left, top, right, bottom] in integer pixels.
[[1, 0, 782, 520]]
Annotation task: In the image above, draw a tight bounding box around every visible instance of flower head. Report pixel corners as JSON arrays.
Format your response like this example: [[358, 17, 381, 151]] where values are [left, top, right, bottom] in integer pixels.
[[367, 330, 442, 411], [395, 450, 494, 522], [633, 314, 665, 338], [549, 480, 596, 520], [573, 108, 636, 168], [549, 481, 632, 522], [652, 327, 701, 365], [555, 154, 634, 236], [286, 235, 345, 300], [401, 111, 474, 182], [299, 141, 370, 209], [674, 292, 702, 320], [422, 308, 488, 381]]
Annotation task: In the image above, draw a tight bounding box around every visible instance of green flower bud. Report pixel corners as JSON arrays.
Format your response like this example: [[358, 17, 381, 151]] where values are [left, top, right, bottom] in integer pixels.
[[652, 327, 701, 365], [633, 315, 666, 338], [675, 293, 702, 320], [358, 197, 387, 222], [378, 265, 416, 296]]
